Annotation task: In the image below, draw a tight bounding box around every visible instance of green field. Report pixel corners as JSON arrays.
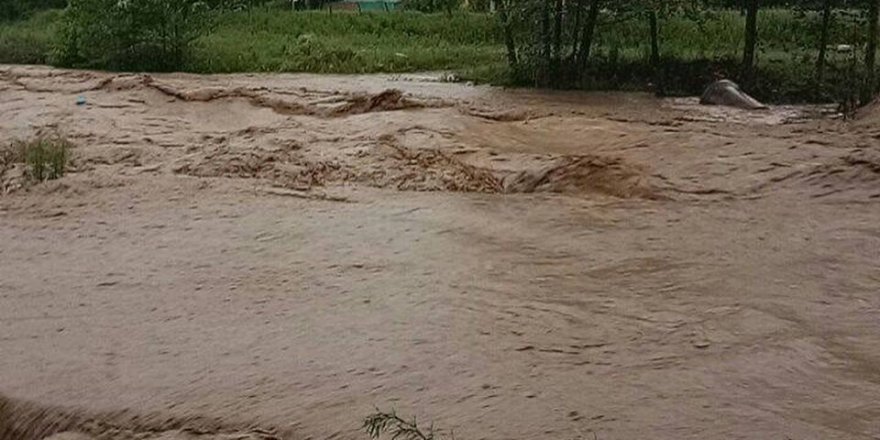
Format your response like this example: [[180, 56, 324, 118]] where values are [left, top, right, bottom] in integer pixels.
[[0, 7, 868, 103]]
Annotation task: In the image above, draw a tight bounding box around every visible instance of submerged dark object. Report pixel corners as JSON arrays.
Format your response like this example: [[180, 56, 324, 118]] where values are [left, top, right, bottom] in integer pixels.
[[700, 79, 767, 110]]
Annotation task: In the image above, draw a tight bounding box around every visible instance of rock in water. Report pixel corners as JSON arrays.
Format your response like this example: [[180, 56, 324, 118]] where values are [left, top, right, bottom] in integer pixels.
[[700, 79, 767, 110]]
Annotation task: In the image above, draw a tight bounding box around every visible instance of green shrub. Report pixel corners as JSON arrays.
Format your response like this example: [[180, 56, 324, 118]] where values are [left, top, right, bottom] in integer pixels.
[[54, 0, 212, 71]]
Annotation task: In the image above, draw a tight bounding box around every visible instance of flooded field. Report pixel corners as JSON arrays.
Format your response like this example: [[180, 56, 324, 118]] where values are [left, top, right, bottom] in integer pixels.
[[1, 65, 879, 440]]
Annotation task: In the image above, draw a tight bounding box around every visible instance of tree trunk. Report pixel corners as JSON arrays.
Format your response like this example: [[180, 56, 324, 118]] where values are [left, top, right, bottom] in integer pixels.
[[569, 0, 585, 63], [815, 0, 832, 88], [648, 9, 660, 67], [497, 0, 518, 68], [541, 0, 551, 84], [864, 0, 880, 103], [741, 0, 759, 87], [648, 8, 662, 94], [552, 0, 564, 74], [576, 0, 601, 75]]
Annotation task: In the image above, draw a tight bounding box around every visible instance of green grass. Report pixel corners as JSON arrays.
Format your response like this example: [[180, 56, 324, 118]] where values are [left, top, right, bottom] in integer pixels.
[[191, 10, 504, 74], [0, 7, 871, 103]]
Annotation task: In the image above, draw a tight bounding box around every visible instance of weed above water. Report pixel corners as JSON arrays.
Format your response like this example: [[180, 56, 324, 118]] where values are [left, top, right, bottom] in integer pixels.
[[5, 137, 73, 182], [364, 408, 452, 440]]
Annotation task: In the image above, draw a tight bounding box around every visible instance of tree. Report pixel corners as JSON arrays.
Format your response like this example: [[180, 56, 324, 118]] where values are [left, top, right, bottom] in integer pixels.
[[540, 0, 552, 84], [648, 9, 660, 67], [576, 0, 601, 74], [552, 0, 564, 78], [815, 0, 833, 88], [497, 0, 705, 89], [497, 0, 518, 69], [742, 0, 760, 86], [607, 0, 705, 92], [864, 0, 880, 102]]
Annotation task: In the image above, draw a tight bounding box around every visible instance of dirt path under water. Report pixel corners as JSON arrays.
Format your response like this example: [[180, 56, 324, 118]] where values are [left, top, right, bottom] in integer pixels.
[[1, 65, 879, 440]]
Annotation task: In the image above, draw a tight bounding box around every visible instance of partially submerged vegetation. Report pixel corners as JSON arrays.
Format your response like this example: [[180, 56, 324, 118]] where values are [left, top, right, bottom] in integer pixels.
[[0, 0, 879, 104], [364, 408, 453, 440], [1, 137, 72, 189], [21, 137, 71, 182]]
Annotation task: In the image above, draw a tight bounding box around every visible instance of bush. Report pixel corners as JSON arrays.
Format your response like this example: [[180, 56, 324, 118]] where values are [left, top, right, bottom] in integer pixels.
[[54, 0, 212, 71]]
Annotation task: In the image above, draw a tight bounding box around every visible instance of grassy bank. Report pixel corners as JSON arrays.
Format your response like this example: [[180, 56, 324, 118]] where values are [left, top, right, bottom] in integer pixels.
[[193, 10, 505, 77], [0, 7, 867, 103]]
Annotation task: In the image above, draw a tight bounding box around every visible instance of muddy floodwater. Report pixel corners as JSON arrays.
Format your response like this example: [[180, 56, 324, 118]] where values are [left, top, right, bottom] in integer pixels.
[[1, 65, 879, 440]]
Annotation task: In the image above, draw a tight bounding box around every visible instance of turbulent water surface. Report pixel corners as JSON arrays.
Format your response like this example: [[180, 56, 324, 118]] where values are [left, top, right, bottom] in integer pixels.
[[1, 65, 879, 440]]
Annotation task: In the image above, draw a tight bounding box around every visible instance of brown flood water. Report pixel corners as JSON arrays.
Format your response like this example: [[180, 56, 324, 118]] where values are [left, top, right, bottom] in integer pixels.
[[1, 65, 879, 440]]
